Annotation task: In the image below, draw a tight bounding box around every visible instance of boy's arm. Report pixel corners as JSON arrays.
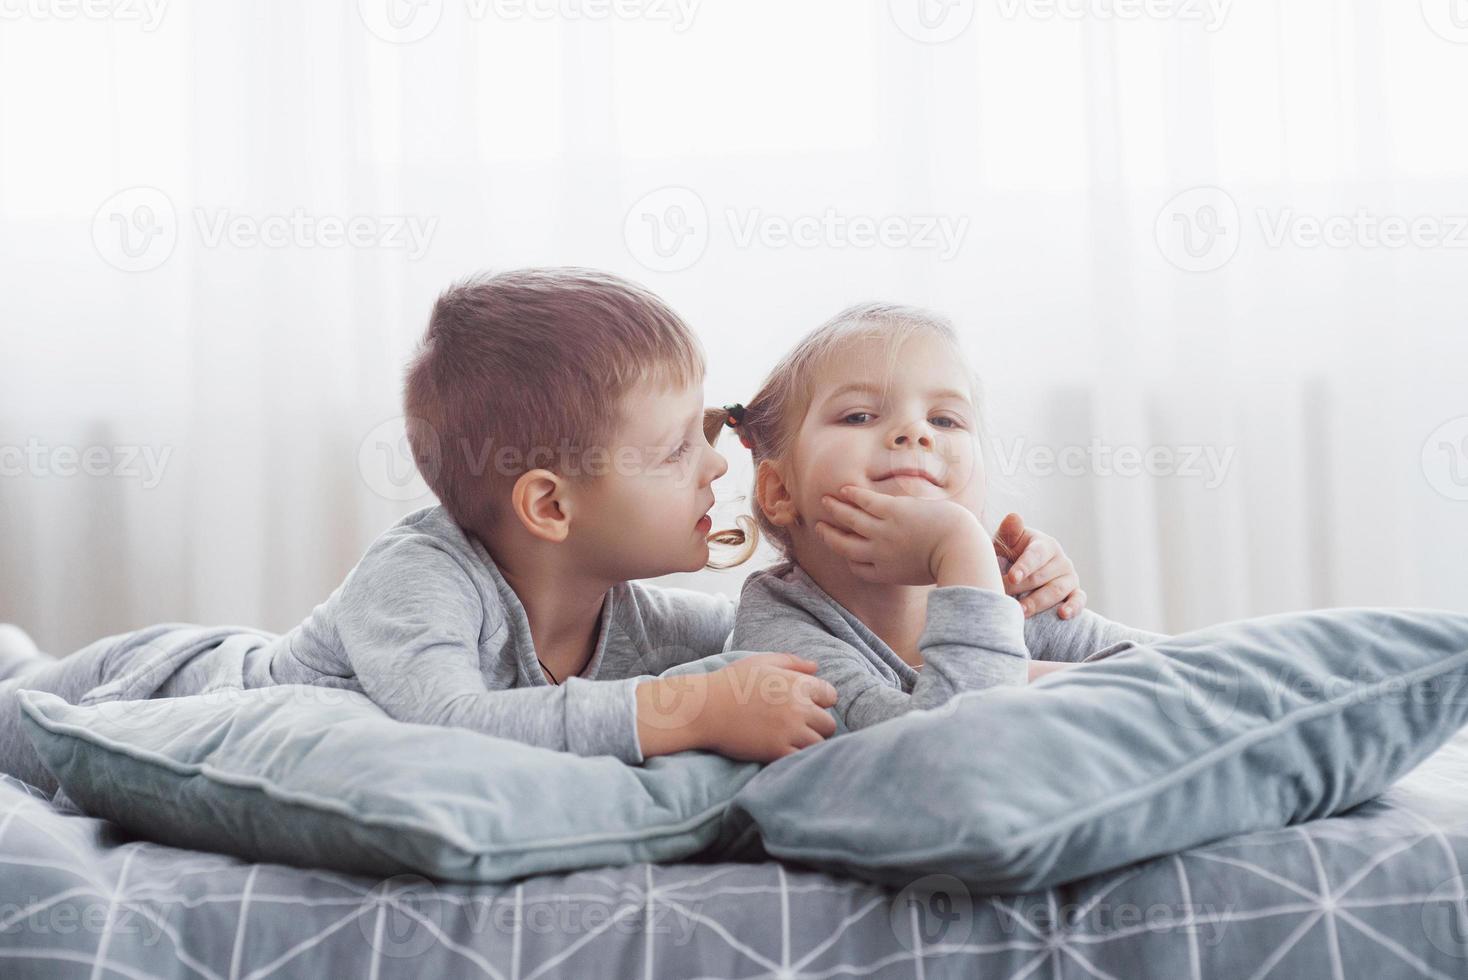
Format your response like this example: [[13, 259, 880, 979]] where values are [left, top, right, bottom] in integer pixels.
[[335, 537, 658, 764]]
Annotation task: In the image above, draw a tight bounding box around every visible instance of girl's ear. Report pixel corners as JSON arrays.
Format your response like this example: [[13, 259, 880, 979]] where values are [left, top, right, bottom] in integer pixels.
[[755, 459, 798, 528], [510, 469, 572, 543]]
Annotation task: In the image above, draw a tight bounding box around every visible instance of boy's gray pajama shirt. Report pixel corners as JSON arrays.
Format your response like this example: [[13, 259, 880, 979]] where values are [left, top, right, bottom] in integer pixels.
[[0, 506, 734, 794], [0, 504, 1166, 795]]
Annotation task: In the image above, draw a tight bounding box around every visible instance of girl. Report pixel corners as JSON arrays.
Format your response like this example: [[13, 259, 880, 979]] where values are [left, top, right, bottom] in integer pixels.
[[707, 302, 1169, 736]]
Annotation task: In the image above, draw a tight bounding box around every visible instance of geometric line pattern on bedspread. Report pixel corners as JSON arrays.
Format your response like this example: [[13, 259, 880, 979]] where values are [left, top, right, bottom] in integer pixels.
[[3, 738, 1468, 980]]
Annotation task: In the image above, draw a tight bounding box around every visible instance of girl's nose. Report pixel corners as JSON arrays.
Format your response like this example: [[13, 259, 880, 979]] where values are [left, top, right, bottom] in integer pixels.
[[888, 420, 935, 451]]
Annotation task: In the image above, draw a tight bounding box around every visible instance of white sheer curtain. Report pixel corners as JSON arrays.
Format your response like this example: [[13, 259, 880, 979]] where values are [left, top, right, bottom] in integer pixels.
[[3, 0, 1466, 654]]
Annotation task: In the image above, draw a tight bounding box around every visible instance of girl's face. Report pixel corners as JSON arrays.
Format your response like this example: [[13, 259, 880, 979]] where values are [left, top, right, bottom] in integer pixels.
[[767, 331, 985, 552]]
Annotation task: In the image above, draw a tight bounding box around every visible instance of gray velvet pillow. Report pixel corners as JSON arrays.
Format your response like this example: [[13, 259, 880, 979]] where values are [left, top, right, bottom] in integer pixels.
[[18, 681, 759, 882], [720, 607, 1468, 892]]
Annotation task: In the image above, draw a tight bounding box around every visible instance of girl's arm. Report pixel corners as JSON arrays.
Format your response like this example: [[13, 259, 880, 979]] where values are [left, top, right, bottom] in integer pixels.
[[1023, 606, 1171, 665], [733, 571, 1030, 736]]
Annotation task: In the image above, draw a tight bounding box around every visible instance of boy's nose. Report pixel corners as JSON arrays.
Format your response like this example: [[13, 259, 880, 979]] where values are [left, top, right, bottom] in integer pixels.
[[706, 446, 729, 482]]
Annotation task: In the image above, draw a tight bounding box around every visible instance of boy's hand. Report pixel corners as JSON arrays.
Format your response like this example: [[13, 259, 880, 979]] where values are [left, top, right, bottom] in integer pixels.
[[814, 485, 1002, 591], [637, 653, 837, 762], [993, 512, 1088, 620], [700, 654, 838, 762]]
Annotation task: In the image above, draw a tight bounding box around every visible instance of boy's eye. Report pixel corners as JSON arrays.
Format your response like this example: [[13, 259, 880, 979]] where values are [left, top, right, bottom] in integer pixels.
[[930, 415, 962, 429], [666, 440, 691, 463], [840, 412, 874, 425]]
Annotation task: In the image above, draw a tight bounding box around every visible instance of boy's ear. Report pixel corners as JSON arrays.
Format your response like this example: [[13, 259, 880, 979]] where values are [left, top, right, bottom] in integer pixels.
[[510, 469, 572, 544], [755, 459, 799, 529]]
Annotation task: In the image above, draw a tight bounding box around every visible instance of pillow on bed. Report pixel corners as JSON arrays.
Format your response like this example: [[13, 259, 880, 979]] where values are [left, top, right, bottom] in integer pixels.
[[721, 607, 1468, 893], [17, 671, 759, 883]]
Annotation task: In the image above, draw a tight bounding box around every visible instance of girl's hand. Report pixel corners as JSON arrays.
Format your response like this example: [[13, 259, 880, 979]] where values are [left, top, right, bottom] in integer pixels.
[[993, 512, 1088, 619], [813, 485, 1002, 590]]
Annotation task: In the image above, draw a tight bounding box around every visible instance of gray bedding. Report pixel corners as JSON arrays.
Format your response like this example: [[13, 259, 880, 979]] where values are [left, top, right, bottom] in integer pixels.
[[3, 723, 1467, 979]]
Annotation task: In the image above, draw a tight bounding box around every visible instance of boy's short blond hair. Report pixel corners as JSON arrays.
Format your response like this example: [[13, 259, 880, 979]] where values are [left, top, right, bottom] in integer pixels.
[[403, 268, 705, 542]]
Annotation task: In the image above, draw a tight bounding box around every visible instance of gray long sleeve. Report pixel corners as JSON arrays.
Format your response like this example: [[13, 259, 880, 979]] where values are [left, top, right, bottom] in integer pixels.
[[263, 505, 737, 767], [1023, 607, 1170, 664], [732, 560, 1168, 737], [731, 563, 1031, 736]]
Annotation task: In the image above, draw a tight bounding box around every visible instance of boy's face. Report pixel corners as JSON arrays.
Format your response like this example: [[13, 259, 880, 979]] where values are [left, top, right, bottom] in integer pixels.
[[771, 331, 985, 548], [568, 377, 728, 580]]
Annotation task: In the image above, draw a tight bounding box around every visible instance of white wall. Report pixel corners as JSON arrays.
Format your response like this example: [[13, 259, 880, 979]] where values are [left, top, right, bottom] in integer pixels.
[[2, 0, 1467, 653]]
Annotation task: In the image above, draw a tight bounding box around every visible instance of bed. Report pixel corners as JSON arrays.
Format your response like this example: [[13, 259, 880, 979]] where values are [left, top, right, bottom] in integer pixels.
[[3, 720, 1466, 980]]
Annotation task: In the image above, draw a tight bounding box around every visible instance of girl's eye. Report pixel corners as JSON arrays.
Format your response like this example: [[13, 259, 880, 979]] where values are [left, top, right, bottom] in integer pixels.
[[667, 440, 691, 463], [930, 416, 962, 429], [840, 412, 873, 425]]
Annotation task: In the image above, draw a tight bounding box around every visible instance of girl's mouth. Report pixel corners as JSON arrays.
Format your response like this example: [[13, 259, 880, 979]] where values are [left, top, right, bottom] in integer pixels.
[[695, 514, 713, 533]]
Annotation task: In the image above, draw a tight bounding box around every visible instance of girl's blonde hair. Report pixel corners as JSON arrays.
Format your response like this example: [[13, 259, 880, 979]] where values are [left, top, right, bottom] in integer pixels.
[[702, 302, 992, 568]]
